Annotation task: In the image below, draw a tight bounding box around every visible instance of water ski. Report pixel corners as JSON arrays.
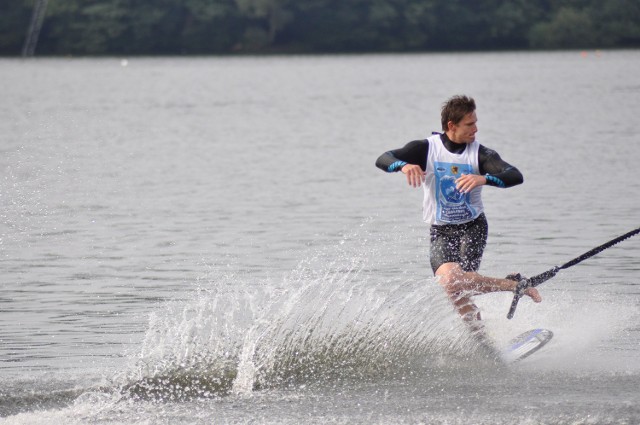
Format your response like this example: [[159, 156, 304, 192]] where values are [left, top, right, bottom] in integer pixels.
[[502, 328, 553, 363]]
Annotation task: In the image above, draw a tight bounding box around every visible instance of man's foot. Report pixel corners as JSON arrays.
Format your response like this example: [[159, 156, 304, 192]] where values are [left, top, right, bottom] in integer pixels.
[[505, 273, 524, 282], [505, 273, 541, 302]]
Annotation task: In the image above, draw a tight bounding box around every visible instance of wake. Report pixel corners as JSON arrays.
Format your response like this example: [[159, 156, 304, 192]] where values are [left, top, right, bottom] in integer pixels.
[[121, 225, 494, 400]]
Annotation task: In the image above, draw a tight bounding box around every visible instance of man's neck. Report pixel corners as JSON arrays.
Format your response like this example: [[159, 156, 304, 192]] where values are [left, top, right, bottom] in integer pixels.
[[441, 133, 466, 154]]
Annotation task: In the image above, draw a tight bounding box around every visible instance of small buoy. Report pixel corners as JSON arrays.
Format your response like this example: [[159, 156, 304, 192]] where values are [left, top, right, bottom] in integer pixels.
[[120, 59, 129, 67], [580, 51, 588, 58]]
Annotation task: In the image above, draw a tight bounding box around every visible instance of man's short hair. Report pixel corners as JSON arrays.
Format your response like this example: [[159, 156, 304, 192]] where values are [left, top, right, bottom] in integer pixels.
[[441, 95, 476, 132]]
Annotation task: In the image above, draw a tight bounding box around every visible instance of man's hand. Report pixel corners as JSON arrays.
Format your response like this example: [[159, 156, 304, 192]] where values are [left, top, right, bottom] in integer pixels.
[[525, 287, 542, 303], [455, 174, 486, 193], [401, 164, 425, 188]]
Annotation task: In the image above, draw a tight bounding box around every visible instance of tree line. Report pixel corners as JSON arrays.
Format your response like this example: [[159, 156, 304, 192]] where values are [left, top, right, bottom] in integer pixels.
[[2, 0, 640, 56]]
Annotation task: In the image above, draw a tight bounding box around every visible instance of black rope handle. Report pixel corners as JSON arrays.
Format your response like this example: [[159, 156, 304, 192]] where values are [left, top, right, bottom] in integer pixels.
[[507, 227, 640, 319]]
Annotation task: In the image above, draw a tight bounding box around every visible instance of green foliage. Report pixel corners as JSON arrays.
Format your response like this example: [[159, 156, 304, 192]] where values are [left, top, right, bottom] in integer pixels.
[[3, 0, 640, 56], [234, 0, 293, 49], [596, 0, 640, 46], [0, 0, 33, 55], [530, 7, 597, 48], [181, 0, 244, 53]]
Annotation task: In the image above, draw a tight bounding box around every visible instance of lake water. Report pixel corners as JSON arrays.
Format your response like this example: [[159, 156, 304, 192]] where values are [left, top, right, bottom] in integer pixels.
[[1, 50, 639, 424]]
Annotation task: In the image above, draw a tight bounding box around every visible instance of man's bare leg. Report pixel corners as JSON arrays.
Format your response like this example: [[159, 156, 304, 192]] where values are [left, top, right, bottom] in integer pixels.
[[450, 293, 500, 360], [436, 262, 542, 305], [435, 262, 542, 358]]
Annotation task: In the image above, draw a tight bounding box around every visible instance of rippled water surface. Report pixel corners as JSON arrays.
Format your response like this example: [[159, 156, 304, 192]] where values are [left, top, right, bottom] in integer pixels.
[[1, 51, 639, 424]]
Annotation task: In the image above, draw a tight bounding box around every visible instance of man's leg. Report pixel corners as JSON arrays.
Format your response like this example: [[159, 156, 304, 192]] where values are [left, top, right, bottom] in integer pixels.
[[429, 214, 541, 355], [435, 262, 542, 319], [435, 262, 539, 361]]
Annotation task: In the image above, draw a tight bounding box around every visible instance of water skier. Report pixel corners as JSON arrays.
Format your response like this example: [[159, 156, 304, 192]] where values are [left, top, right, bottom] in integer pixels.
[[375, 95, 541, 334]]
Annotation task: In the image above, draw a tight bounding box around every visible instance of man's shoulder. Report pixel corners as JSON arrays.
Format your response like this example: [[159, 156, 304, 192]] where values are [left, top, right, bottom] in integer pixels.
[[410, 133, 441, 145], [478, 143, 500, 157], [407, 139, 429, 146], [427, 132, 442, 141], [404, 139, 430, 149]]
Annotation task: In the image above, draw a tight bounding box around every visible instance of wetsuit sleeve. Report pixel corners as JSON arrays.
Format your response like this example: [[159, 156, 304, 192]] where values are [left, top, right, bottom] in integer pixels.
[[375, 140, 428, 172], [478, 145, 523, 188]]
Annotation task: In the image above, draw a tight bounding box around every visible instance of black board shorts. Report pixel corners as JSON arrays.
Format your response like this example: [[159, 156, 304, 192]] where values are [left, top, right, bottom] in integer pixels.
[[429, 213, 488, 274]]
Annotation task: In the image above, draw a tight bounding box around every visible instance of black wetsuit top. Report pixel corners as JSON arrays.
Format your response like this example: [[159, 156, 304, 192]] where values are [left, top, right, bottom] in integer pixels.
[[375, 133, 523, 188]]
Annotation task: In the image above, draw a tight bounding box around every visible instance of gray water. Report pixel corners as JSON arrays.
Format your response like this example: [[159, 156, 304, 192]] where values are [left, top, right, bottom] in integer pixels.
[[1, 51, 639, 424]]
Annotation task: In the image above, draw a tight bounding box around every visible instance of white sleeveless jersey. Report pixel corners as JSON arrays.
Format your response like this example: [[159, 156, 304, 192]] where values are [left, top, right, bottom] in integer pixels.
[[422, 134, 484, 225]]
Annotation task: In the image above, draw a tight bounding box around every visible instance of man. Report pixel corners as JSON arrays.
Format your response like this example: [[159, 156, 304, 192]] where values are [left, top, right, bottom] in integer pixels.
[[375, 95, 541, 332]]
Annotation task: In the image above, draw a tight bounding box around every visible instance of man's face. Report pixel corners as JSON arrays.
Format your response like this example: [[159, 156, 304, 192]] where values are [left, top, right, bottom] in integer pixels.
[[448, 111, 478, 144]]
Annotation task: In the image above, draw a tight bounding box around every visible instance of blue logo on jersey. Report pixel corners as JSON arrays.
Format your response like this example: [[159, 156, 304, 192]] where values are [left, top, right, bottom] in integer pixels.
[[434, 161, 476, 223]]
